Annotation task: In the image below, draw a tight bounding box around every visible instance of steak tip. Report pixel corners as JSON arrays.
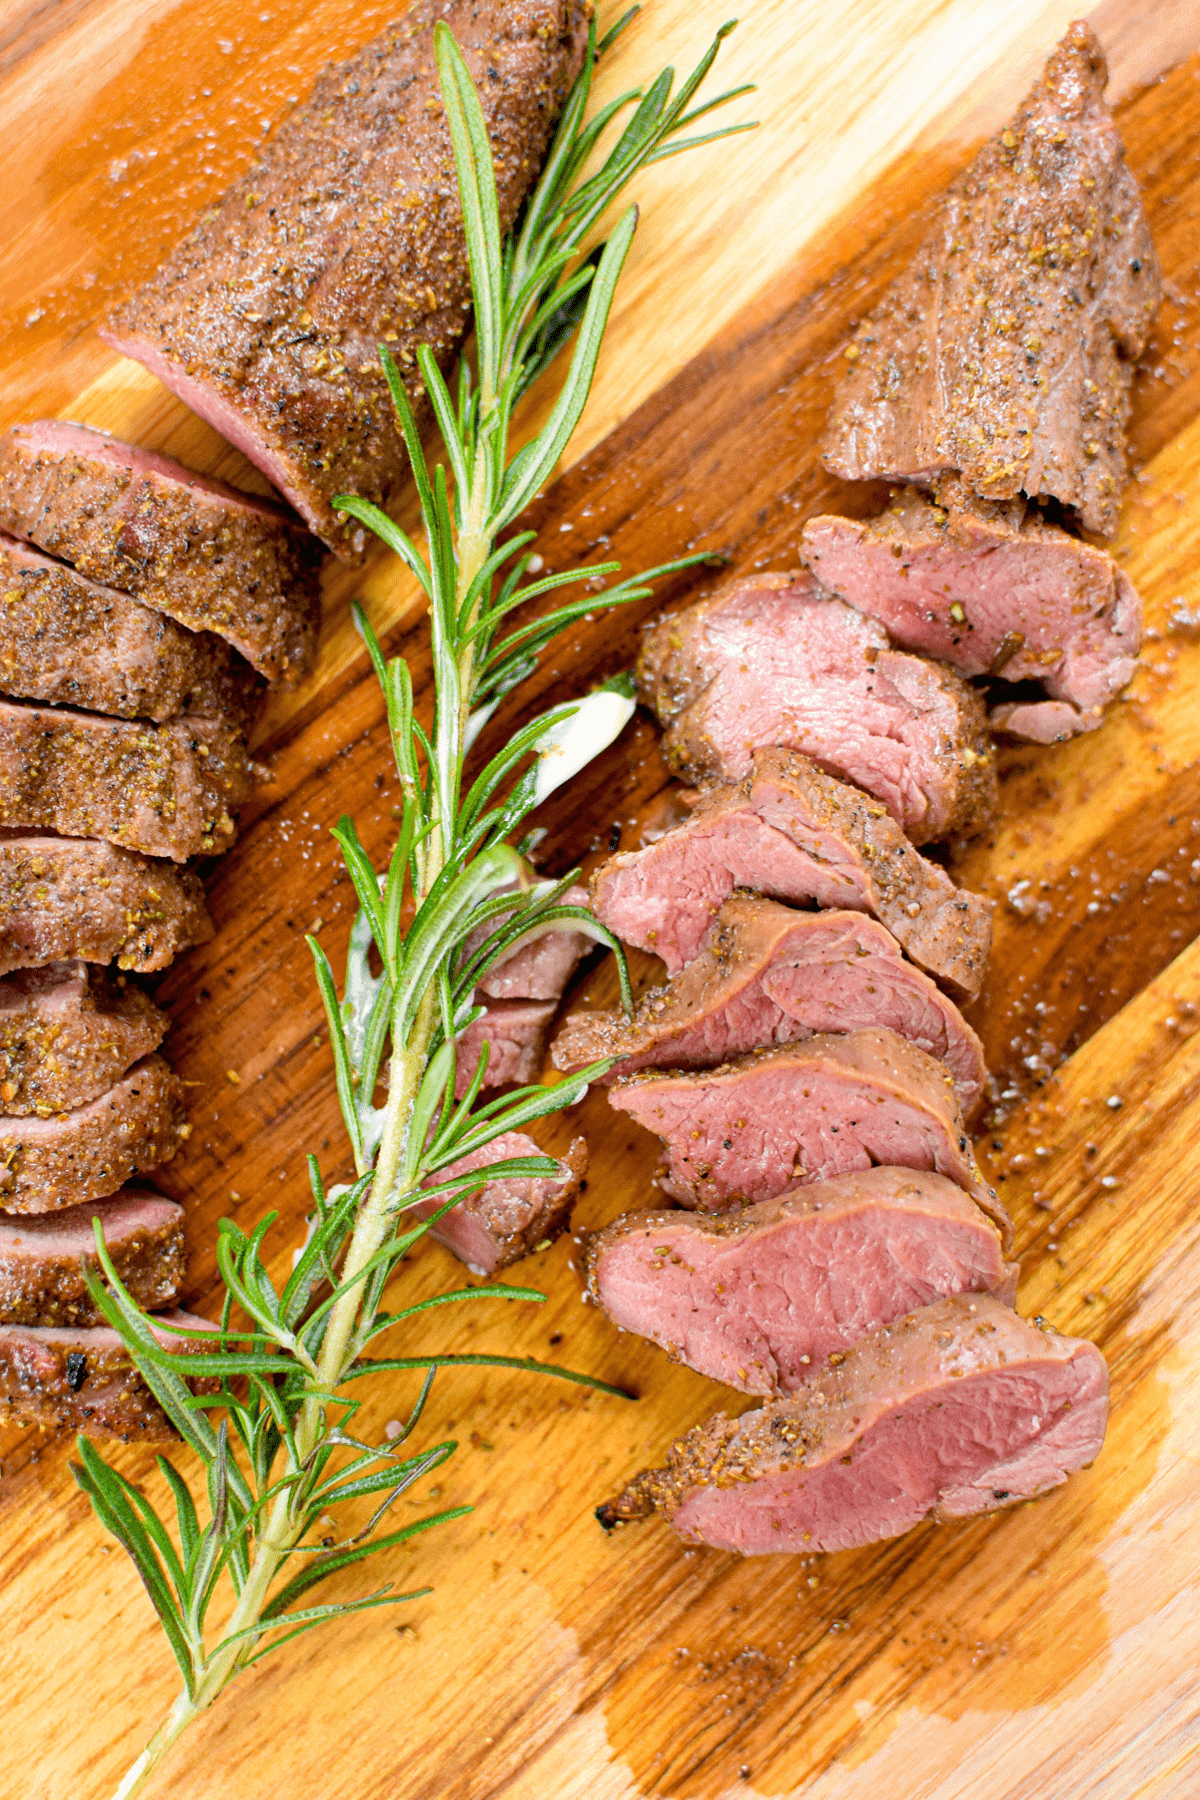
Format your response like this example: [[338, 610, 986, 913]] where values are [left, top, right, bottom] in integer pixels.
[[595, 1470, 658, 1530]]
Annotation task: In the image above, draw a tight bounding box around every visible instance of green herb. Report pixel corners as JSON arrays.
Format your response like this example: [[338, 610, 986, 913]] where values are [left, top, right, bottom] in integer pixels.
[[74, 14, 753, 1796]]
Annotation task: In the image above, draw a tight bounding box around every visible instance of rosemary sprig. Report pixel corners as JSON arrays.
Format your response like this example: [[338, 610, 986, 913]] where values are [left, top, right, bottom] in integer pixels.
[[73, 15, 753, 1796]]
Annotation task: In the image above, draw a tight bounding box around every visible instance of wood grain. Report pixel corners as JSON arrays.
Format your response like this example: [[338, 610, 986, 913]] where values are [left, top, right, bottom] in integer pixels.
[[1, 3, 1200, 1798]]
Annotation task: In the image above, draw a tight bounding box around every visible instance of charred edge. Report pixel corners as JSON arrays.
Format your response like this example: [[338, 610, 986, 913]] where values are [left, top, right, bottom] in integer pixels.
[[595, 1473, 658, 1530], [595, 1501, 624, 1532]]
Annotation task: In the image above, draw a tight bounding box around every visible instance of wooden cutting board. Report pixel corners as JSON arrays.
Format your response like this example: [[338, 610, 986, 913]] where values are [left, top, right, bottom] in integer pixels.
[[3, 3, 1200, 1796]]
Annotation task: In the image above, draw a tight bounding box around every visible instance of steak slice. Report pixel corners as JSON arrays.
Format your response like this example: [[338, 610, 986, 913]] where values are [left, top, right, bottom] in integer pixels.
[[637, 573, 995, 843], [464, 884, 592, 1001], [0, 700, 250, 860], [452, 883, 593, 1096], [554, 896, 987, 1119], [412, 1131, 587, 1274], [0, 1055, 188, 1212], [590, 749, 993, 999], [0, 1190, 185, 1326], [801, 483, 1142, 740], [0, 961, 167, 1115], [597, 1294, 1109, 1552], [987, 697, 1096, 745], [0, 1309, 214, 1440], [609, 1026, 1009, 1243], [0, 837, 212, 973], [0, 423, 320, 682], [102, 0, 588, 558], [455, 998, 557, 1098], [587, 1169, 1017, 1395], [820, 23, 1161, 538], [0, 533, 265, 727]]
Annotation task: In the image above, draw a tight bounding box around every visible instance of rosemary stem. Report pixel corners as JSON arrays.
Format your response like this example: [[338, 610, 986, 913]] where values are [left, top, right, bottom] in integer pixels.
[[110, 1690, 197, 1800], [109, 969, 446, 1800], [91, 23, 749, 1798], [315, 990, 439, 1395]]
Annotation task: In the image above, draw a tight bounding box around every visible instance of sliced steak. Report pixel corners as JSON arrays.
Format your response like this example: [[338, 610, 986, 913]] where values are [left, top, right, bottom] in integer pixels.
[[0, 423, 320, 682], [452, 884, 592, 1096], [0, 1055, 188, 1212], [609, 1026, 1009, 1242], [0, 700, 250, 860], [0, 837, 212, 973], [637, 573, 995, 843], [597, 1294, 1109, 1552], [0, 533, 265, 727], [102, 0, 588, 558], [590, 749, 992, 999], [820, 23, 1161, 537], [464, 884, 592, 1000], [554, 896, 987, 1118], [455, 998, 557, 1097], [0, 1191, 185, 1326], [413, 1131, 587, 1274], [0, 961, 167, 1115], [588, 1169, 1017, 1395], [0, 1309, 214, 1440], [987, 698, 1095, 744], [801, 483, 1142, 739]]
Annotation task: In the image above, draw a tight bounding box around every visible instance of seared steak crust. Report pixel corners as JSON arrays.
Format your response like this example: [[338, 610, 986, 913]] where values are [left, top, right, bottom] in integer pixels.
[[637, 574, 995, 844], [597, 1295, 1109, 1552], [0, 1310, 213, 1440], [0, 1055, 188, 1212], [821, 24, 1161, 536], [590, 749, 993, 998], [0, 1191, 185, 1326], [0, 423, 320, 682], [0, 700, 250, 861], [415, 1131, 587, 1273], [103, 0, 589, 557], [0, 961, 167, 1115], [554, 895, 987, 1117], [0, 837, 212, 974], [0, 533, 264, 726], [801, 483, 1142, 739], [610, 1026, 1009, 1242], [586, 1169, 1016, 1395]]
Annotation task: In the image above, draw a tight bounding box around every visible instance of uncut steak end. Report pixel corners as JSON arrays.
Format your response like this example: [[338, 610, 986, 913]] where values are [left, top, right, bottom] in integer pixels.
[[102, 0, 588, 558], [820, 22, 1161, 537]]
